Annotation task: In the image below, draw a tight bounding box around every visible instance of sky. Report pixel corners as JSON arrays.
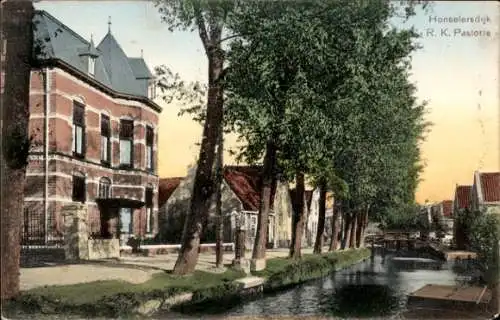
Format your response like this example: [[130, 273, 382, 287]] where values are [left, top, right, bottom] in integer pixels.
[[35, 1, 499, 204]]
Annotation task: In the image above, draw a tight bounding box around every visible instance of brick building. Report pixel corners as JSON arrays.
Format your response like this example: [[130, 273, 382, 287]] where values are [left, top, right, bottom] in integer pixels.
[[24, 10, 162, 245]]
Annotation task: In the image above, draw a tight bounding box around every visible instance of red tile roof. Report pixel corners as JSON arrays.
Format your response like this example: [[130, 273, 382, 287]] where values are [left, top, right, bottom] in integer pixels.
[[479, 172, 500, 202], [442, 200, 453, 217], [455, 185, 472, 209], [158, 177, 183, 208], [223, 165, 276, 211]]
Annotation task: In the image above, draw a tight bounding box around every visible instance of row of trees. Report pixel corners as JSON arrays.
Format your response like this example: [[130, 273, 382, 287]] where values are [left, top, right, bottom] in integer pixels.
[[154, 0, 430, 274]]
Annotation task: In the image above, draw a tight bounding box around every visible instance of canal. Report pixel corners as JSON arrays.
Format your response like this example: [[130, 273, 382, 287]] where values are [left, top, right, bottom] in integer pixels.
[[160, 249, 482, 319]]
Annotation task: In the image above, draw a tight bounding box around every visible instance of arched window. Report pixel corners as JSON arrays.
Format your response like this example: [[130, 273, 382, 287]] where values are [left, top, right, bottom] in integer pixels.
[[98, 177, 111, 199]]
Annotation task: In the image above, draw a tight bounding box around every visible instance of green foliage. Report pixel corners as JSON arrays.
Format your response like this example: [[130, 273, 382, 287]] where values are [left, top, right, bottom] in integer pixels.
[[458, 209, 500, 264], [379, 203, 428, 231], [455, 209, 500, 286], [254, 248, 370, 292]]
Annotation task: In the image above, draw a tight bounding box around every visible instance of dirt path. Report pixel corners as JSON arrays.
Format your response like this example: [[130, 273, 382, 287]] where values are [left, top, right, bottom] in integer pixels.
[[20, 264, 162, 291]]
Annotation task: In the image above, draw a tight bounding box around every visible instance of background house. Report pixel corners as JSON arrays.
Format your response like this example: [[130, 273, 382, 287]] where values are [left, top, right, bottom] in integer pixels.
[[23, 11, 161, 254], [303, 189, 335, 248], [158, 165, 293, 249], [470, 171, 500, 215], [430, 200, 453, 240], [453, 184, 472, 249]]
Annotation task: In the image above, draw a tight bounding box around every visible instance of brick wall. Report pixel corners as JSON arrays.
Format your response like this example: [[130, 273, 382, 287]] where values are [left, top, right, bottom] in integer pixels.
[[26, 66, 161, 238]]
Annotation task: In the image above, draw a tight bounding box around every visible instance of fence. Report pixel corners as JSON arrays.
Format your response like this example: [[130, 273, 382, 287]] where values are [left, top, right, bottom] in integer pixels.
[[20, 207, 65, 267]]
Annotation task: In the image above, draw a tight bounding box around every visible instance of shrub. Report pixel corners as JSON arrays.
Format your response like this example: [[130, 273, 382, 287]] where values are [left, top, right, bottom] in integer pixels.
[[456, 208, 500, 283]]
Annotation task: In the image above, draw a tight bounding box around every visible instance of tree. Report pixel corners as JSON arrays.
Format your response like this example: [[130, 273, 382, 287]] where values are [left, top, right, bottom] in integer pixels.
[[214, 119, 224, 268], [313, 178, 327, 254], [224, 1, 348, 261], [154, 0, 237, 275], [225, 0, 429, 257], [1, 0, 34, 300]]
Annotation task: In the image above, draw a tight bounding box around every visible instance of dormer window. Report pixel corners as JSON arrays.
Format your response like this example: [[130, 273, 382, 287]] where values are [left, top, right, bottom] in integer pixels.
[[148, 80, 156, 100], [79, 35, 99, 77], [88, 57, 96, 76]]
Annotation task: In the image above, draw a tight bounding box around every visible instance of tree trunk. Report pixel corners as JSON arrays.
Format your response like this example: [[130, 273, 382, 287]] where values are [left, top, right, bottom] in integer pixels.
[[214, 120, 224, 268], [349, 213, 357, 248], [355, 212, 362, 248], [252, 139, 277, 261], [1, 0, 33, 301], [173, 47, 224, 275], [289, 171, 306, 259], [313, 180, 327, 254], [358, 206, 369, 248], [329, 203, 340, 251], [341, 212, 352, 250]]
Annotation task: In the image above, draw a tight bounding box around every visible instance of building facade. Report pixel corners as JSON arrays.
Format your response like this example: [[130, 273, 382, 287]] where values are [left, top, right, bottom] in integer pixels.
[[430, 200, 453, 240], [158, 165, 293, 249], [24, 11, 161, 246], [470, 171, 500, 215]]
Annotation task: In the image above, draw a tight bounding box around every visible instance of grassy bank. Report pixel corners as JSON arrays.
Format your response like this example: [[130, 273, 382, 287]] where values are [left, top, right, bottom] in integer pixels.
[[254, 248, 371, 292], [5, 249, 370, 318], [4, 269, 245, 318]]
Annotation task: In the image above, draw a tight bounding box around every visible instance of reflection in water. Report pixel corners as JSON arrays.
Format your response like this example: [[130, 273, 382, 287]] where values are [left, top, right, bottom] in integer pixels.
[[161, 250, 476, 318], [321, 284, 400, 317]]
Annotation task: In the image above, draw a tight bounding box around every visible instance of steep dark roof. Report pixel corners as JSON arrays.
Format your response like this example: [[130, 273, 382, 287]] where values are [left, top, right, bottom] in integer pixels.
[[158, 177, 183, 208], [129, 58, 153, 79], [33, 10, 156, 102], [479, 172, 500, 202], [96, 32, 147, 97], [454, 185, 472, 209], [223, 165, 276, 211]]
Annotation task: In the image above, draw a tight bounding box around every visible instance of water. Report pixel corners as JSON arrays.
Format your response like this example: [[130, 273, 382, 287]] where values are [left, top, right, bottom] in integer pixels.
[[160, 250, 481, 318]]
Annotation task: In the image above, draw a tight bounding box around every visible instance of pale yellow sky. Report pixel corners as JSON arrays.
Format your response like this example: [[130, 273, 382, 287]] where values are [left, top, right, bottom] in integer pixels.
[[37, 1, 500, 204]]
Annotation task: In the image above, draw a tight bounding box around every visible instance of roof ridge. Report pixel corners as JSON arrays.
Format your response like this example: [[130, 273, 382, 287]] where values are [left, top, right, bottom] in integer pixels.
[[36, 10, 91, 47]]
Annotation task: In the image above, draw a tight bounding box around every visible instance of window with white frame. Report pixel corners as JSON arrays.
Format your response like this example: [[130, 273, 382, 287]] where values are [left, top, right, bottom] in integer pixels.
[[119, 119, 134, 167], [145, 186, 153, 233], [72, 101, 85, 158], [119, 208, 133, 234], [148, 80, 156, 99], [98, 177, 111, 198], [100, 114, 111, 165], [88, 57, 96, 76], [250, 215, 257, 237], [146, 126, 154, 172]]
